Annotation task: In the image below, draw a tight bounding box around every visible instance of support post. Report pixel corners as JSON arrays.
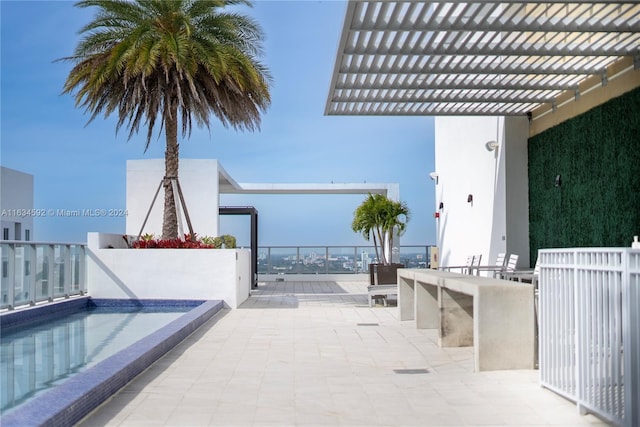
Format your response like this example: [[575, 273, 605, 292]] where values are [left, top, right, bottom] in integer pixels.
[[137, 177, 194, 240]]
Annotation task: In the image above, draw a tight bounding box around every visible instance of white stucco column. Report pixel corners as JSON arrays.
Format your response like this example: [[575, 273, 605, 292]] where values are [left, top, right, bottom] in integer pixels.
[[126, 159, 221, 238], [433, 116, 529, 269]]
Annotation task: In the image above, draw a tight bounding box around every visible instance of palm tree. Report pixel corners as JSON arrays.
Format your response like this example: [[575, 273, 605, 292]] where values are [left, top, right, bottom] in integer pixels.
[[352, 194, 383, 264], [381, 197, 410, 262], [352, 193, 410, 265], [60, 0, 271, 239]]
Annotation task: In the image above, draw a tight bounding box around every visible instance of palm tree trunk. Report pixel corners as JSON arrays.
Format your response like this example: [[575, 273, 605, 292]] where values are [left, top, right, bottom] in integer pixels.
[[372, 232, 380, 265], [385, 231, 393, 265], [375, 227, 388, 264], [162, 102, 179, 240]]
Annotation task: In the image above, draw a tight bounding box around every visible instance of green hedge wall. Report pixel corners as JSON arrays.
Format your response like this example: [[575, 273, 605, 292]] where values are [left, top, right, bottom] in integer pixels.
[[528, 86, 640, 265]]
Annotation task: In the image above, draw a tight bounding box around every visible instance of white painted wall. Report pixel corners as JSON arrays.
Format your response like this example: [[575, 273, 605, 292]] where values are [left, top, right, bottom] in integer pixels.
[[87, 232, 250, 308], [434, 116, 529, 270], [504, 117, 530, 265], [126, 159, 220, 238], [0, 167, 34, 240]]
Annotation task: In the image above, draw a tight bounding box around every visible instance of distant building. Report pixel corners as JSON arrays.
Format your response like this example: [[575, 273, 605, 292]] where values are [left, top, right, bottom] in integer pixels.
[[1, 166, 34, 241], [361, 251, 371, 271]]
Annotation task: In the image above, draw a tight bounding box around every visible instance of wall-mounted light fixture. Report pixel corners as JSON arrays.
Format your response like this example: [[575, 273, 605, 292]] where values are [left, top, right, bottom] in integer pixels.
[[555, 174, 562, 187], [485, 141, 499, 152], [467, 194, 473, 203], [428, 172, 439, 185]]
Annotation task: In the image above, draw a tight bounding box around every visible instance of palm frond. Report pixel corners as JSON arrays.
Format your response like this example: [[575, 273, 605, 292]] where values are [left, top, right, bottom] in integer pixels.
[[61, 0, 271, 147]]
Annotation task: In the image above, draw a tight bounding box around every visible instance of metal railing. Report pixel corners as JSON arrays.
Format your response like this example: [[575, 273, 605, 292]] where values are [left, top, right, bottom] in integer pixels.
[[257, 245, 432, 275], [1, 241, 87, 311], [538, 248, 640, 427]]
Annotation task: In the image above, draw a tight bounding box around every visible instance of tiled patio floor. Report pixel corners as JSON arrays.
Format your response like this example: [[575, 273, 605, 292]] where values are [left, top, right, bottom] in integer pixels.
[[79, 281, 609, 426]]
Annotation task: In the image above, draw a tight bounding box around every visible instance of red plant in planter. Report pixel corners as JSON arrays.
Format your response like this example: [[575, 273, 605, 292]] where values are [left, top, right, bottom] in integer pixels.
[[132, 233, 216, 249]]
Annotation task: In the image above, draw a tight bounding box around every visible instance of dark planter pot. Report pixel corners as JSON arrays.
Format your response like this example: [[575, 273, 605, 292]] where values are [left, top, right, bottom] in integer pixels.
[[369, 263, 405, 285]]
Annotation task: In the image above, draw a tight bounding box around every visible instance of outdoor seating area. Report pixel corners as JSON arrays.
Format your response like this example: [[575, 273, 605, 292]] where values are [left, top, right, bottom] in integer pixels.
[[439, 253, 522, 279], [475, 253, 519, 279], [398, 268, 536, 372], [502, 259, 540, 287], [438, 254, 481, 274], [471, 253, 506, 276]]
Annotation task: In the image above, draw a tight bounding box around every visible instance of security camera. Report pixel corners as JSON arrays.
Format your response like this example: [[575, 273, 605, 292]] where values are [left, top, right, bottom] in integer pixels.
[[485, 141, 499, 151]]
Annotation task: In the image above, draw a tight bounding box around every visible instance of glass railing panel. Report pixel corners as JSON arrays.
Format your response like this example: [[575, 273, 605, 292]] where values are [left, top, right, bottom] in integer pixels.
[[327, 247, 355, 274], [257, 247, 269, 274], [255, 245, 432, 275], [1, 243, 10, 308], [298, 247, 327, 274], [70, 245, 83, 293], [34, 245, 49, 302], [13, 246, 29, 307], [354, 246, 378, 274], [52, 246, 65, 298], [398, 246, 430, 269], [1, 241, 86, 310], [265, 247, 298, 275]]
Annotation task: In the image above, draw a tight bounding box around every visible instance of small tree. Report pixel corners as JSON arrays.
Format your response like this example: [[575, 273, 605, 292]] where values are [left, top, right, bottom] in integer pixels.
[[352, 193, 410, 265]]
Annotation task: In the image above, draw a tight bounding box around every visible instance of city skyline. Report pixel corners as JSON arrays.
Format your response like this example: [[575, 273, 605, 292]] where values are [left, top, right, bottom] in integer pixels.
[[0, 1, 436, 246], [257, 247, 430, 274]]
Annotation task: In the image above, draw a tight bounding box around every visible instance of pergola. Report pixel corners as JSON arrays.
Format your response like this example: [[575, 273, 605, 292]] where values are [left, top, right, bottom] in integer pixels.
[[325, 1, 640, 121]]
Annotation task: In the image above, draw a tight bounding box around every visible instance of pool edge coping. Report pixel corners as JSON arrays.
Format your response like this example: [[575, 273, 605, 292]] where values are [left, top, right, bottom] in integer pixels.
[[1, 299, 224, 427]]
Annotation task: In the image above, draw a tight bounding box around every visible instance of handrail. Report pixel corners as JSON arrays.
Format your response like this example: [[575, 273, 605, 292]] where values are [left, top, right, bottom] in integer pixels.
[[538, 247, 640, 427], [257, 245, 433, 275], [1, 240, 88, 246], [1, 242, 432, 309], [1, 241, 87, 311]]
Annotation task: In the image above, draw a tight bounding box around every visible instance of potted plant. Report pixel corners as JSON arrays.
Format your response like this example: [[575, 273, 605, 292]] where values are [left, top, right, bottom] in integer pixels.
[[352, 193, 410, 285]]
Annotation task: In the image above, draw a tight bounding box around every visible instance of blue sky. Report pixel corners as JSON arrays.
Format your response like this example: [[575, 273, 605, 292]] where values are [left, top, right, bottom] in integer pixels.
[[1, 0, 436, 247]]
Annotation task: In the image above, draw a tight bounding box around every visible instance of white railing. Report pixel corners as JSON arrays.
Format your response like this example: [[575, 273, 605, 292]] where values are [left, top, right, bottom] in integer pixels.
[[0, 241, 87, 311], [538, 248, 640, 427]]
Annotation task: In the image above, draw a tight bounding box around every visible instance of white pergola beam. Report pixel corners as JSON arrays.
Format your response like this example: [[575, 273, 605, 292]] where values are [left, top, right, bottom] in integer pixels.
[[326, 1, 640, 116]]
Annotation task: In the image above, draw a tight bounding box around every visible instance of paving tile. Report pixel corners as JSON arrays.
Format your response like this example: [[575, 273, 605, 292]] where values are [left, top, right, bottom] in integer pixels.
[[165, 410, 213, 427], [79, 280, 610, 427], [208, 408, 255, 426]]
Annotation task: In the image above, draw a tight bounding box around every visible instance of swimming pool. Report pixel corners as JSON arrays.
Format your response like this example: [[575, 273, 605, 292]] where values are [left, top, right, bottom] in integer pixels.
[[0, 297, 223, 426]]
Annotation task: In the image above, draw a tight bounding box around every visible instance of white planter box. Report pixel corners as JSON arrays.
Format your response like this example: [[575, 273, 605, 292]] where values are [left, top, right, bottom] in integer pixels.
[[86, 233, 250, 308]]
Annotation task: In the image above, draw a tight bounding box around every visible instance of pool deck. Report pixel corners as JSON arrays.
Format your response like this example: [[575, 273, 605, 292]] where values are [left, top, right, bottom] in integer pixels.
[[79, 281, 609, 427]]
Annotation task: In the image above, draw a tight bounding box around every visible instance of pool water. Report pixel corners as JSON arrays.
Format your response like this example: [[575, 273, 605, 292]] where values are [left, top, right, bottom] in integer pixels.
[[0, 305, 190, 412]]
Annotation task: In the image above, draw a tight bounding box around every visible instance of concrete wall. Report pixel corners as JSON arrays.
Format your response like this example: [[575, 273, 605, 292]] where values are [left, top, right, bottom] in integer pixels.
[[434, 116, 529, 269], [0, 167, 34, 241], [126, 159, 220, 238], [87, 233, 250, 308]]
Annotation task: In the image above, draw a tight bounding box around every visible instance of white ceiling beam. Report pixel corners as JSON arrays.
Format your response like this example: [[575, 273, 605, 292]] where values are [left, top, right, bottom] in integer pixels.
[[334, 80, 573, 91], [331, 91, 556, 104], [326, 0, 640, 116], [344, 41, 639, 56], [339, 60, 607, 75], [351, 18, 640, 32]]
